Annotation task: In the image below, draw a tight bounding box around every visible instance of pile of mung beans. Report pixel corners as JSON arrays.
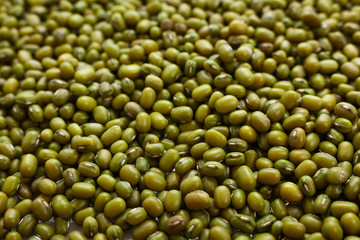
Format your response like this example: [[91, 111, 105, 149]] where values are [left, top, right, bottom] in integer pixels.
[[2, 0, 360, 239]]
